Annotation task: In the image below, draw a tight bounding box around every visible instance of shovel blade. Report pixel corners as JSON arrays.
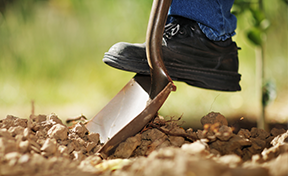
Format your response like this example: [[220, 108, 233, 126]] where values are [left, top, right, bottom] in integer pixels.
[[86, 74, 150, 143], [86, 74, 174, 158], [98, 81, 174, 158]]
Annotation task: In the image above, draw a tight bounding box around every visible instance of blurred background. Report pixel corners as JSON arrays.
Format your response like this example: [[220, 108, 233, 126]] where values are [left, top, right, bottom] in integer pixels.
[[0, 0, 287, 129]]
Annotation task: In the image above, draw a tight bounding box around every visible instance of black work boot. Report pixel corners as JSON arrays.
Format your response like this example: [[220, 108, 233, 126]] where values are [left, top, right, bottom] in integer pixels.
[[103, 16, 241, 91]]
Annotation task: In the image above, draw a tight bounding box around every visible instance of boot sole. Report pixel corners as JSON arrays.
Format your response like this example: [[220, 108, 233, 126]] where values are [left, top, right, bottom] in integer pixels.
[[103, 53, 241, 91]]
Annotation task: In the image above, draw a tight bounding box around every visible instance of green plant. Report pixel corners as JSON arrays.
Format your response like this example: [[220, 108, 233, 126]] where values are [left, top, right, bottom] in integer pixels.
[[233, 0, 287, 130]]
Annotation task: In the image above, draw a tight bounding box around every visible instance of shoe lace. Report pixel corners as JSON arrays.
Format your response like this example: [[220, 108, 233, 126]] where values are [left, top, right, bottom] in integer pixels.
[[162, 19, 196, 46], [163, 23, 180, 40], [162, 22, 194, 46]]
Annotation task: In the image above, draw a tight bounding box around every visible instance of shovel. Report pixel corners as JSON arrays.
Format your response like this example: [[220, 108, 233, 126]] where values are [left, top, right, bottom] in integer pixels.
[[86, 0, 175, 158]]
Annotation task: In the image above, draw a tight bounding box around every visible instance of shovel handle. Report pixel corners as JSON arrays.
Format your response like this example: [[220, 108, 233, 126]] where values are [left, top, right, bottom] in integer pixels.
[[146, 0, 174, 99]]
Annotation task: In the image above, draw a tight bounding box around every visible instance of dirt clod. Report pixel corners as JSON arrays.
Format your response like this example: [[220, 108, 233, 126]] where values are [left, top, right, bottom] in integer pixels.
[[201, 112, 228, 127], [47, 113, 64, 125], [113, 134, 142, 158], [71, 122, 89, 138], [87, 132, 100, 143], [41, 138, 57, 157], [48, 124, 68, 141]]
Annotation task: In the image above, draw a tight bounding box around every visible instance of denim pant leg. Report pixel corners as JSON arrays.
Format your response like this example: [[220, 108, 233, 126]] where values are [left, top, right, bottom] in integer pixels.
[[168, 0, 237, 41]]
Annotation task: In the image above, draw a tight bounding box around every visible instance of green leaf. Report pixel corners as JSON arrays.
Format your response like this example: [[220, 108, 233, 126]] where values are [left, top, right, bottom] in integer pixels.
[[247, 28, 263, 46], [249, 7, 266, 26]]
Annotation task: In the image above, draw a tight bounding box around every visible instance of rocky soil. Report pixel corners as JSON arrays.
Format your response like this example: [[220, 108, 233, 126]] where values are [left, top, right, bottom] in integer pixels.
[[0, 112, 287, 176]]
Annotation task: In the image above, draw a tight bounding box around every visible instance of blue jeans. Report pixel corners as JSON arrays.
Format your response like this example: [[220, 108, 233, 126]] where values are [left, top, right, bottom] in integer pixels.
[[168, 0, 237, 41]]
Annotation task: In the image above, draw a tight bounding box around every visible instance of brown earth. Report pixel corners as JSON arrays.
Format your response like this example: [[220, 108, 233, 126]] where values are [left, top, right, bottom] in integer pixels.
[[0, 112, 287, 176]]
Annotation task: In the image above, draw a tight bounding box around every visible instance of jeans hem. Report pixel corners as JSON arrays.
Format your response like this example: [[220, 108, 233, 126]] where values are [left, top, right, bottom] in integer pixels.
[[198, 23, 236, 41]]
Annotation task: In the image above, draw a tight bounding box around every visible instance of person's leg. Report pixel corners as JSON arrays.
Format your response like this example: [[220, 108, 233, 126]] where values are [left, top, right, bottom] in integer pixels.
[[168, 0, 237, 41], [102, 1, 241, 91]]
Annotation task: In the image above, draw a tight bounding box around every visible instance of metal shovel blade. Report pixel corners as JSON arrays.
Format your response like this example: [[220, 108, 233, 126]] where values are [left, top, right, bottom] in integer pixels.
[[86, 0, 174, 158], [86, 74, 174, 158], [85, 74, 150, 144]]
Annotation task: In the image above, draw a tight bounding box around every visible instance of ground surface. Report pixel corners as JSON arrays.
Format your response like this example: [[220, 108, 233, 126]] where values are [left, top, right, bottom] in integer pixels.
[[0, 112, 287, 176]]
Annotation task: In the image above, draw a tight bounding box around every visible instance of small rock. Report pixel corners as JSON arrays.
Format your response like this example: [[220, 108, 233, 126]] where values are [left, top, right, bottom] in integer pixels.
[[0, 128, 12, 139], [18, 154, 30, 164], [14, 118, 28, 128], [113, 134, 142, 158], [22, 128, 30, 139], [67, 142, 75, 153], [247, 138, 266, 155], [146, 135, 169, 155], [201, 112, 228, 127], [71, 122, 89, 138], [76, 137, 86, 146], [18, 140, 30, 153], [142, 128, 166, 141], [8, 126, 25, 137], [86, 142, 97, 153], [70, 139, 83, 152], [47, 113, 63, 125], [206, 131, 217, 142], [68, 132, 78, 139], [31, 122, 41, 132], [41, 138, 57, 157], [76, 139, 87, 153], [42, 122, 53, 133], [58, 145, 68, 154], [35, 114, 47, 123], [169, 135, 185, 147], [72, 150, 85, 161], [35, 130, 46, 139], [216, 126, 234, 141], [169, 127, 186, 147], [47, 124, 68, 141], [270, 128, 286, 136], [250, 127, 270, 140], [210, 135, 251, 156], [237, 129, 251, 138], [88, 132, 100, 143], [155, 140, 171, 150], [196, 129, 206, 139], [2, 115, 18, 129], [186, 128, 198, 141], [229, 135, 252, 150], [181, 140, 209, 155], [58, 145, 70, 158], [133, 140, 152, 156]]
